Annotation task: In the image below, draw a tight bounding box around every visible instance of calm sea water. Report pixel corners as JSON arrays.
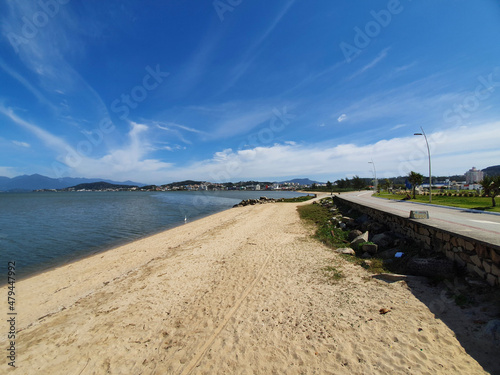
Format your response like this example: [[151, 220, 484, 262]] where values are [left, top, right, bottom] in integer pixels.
[[0, 190, 307, 279]]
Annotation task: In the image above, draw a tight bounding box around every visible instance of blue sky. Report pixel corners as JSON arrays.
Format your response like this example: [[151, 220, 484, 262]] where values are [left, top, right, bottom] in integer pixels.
[[1, 0, 499, 184]]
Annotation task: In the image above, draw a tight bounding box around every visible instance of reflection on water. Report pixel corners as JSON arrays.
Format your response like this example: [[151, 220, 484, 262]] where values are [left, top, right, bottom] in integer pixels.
[[0, 190, 307, 278]]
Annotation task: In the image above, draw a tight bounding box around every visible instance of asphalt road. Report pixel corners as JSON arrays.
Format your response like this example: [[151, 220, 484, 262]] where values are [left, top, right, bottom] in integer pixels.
[[337, 191, 500, 247]]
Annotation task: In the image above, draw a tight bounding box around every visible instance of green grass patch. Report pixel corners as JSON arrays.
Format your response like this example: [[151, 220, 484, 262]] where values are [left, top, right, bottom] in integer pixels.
[[297, 203, 332, 225], [367, 258, 387, 274], [297, 203, 349, 247], [298, 202, 390, 274], [339, 254, 389, 273], [374, 192, 500, 212], [279, 195, 315, 203], [322, 265, 343, 282], [356, 241, 375, 251]]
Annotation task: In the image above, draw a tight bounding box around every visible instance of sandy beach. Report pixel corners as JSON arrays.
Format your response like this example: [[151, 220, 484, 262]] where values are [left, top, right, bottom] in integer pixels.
[[1, 195, 497, 374]]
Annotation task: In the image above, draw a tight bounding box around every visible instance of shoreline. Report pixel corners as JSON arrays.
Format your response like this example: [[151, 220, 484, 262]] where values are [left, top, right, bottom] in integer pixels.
[[5, 203, 233, 286], [1, 203, 260, 330], [1, 194, 494, 374], [2, 190, 311, 284], [2, 196, 326, 332]]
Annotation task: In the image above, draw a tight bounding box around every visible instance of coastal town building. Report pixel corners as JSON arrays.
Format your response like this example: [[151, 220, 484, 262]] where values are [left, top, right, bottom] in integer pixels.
[[465, 167, 484, 184]]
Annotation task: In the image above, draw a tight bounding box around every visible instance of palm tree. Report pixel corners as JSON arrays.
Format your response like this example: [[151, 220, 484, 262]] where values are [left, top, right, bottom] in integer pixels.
[[408, 171, 424, 199], [351, 175, 366, 190], [480, 175, 500, 207], [382, 178, 391, 192]]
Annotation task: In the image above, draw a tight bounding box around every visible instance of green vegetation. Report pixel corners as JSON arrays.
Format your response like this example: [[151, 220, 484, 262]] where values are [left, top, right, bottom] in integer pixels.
[[374, 192, 500, 212], [297, 203, 349, 248], [297, 202, 332, 225], [480, 175, 500, 207], [356, 241, 375, 251], [279, 195, 315, 203], [407, 171, 424, 199], [297, 199, 389, 274], [322, 265, 343, 282], [304, 176, 370, 192]]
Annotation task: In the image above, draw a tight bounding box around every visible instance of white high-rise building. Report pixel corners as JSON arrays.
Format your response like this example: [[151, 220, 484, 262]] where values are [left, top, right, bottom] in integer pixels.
[[465, 167, 484, 184]]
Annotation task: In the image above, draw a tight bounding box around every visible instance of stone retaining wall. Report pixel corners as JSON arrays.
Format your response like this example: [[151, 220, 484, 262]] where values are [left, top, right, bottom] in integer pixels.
[[335, 197, 500, 287]]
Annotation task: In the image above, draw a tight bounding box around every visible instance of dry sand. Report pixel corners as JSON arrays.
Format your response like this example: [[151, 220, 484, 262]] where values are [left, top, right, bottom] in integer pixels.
[[1, 195, 498, 374]]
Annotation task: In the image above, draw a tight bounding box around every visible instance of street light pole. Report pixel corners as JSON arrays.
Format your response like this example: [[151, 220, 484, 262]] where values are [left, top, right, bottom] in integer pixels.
[[414, 127, 432, 203], [368, 160, 377, 192]]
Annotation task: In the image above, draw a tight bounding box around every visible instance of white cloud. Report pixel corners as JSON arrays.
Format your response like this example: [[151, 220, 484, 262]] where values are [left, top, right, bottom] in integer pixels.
[[0, 109, 173, 182], [334, 76, 463, 125], [394, 62, 417, 73], [68, 121, 173, 182], [156, 121, 500, 183], [391, 124, 407, 130], [157, 121, 204, 134], [200, 103, 277, 140], [4, 104, 498, 184], [0, 166, 20, 178], [337, 114, 347, 122], [348, 47, 390, 80], [220, 1, 296, 92], [12, 140, 30, 148], [0, 106, 70, 151]]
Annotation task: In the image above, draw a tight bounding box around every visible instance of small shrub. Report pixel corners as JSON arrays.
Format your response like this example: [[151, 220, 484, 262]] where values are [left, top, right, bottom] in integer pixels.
[[323, 265, 343, 281], [281, 195, 314, 203]]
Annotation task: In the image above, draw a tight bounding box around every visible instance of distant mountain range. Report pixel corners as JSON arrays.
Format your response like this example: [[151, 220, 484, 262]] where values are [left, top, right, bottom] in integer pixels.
[[0, 174, 145, 192], [483, 165, 500, 176], [1, 167, 497, 192]]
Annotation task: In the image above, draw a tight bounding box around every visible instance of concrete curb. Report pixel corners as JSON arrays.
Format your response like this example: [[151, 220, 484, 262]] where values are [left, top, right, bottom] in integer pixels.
[[372, 196, 500, 217]]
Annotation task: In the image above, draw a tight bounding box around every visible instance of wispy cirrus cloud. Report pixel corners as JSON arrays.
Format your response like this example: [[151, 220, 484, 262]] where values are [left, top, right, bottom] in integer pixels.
[[347, 47, 390, 80], [156, 121, 205, 134], [0, 107, 173, 181], [332, 72, 467, 126], [0, 58, 58, 112], [391, 124, 407, 130], [221, 1, 296, 92], [0, 105, 70, 152], [186, 100, 295, 140], [394, 61, 417, 73], [12, 140, 30, 148], [0, 1, 114, 133]]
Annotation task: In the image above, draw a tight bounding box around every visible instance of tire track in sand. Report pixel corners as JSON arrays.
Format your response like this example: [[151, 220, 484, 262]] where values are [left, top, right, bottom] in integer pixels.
[[179, 249, 273, 375]]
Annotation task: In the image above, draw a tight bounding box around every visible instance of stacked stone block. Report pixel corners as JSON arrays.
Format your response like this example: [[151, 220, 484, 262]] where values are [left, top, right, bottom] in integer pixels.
[[336, 198, 500, 287]]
